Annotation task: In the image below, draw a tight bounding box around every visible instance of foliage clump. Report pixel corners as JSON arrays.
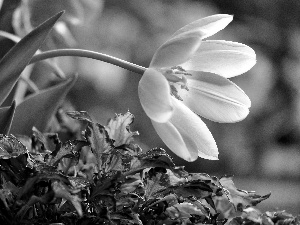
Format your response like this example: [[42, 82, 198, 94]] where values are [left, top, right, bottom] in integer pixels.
[[0, 110, 293, 225]]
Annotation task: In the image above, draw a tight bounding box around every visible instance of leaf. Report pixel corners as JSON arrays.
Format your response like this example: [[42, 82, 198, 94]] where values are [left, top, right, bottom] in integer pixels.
[[16, 193, 54, 220], [230, 209, 300, 225], [154, 172, 221, 201], [101, 151, 125, 173], [10, 74, 78, 136], [1, 175, 19, 195], [129, 148, 175, 175], [49, 140, 87, 167], [0, 101, 16, 135], [111, 212, 144, 225], [0, 176, 18, 213], [32, 127, 59, 152], [68, 176, 90, 190], [90, 171, 124, 199], [143, 167, 170, 199], [241, 207, 262, 223], [119, 174, 142, 195], [0, 30, 66, 79], [0, 134, 27, 159], [165, 202, 204, 219], [67, 110, 114, 169], [17, 172, 69, 199], [84, 122, 113, 169], [52, 180, 82, 217], [219, 176, 271, 211], [106, 112, 139, 147], [0, 11, 64, 105], [215, 176, 271, 219], [55, 107, 84, 137], [0, 151, 31, 186], [145, 193, 178, 211], [171, 180, 214, 199], [0, 189, 13, 210], [67, 110, 93, 123], [187, 173, 223, 195], [262, 210, 300, 225]]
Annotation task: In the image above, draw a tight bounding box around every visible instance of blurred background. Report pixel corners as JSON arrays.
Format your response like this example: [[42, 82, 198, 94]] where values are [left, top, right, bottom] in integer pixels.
[[0, 0, 299, 215]]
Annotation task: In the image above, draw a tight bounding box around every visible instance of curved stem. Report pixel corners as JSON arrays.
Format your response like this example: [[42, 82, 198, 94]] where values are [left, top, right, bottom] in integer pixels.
[[29, 49, 147, 75]]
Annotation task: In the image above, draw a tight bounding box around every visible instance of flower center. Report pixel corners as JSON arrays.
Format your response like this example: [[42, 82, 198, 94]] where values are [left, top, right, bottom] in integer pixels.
[[161, 66, 191, 100]]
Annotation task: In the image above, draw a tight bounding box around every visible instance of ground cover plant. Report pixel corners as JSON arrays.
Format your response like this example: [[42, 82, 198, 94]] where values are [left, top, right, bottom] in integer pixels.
[[0, 5, 298, 225]]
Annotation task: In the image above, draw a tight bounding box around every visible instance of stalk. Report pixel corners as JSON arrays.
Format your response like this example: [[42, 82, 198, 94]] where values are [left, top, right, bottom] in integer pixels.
[[30, 49, 146, 75]]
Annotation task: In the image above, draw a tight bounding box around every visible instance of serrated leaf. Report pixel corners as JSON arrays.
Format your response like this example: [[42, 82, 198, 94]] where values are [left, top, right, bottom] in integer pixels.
[[166, 202, 204, 219], [0, 11, 64, 105], [0, 153, 31, 186], [219, 176, 271, 211], [101, 151, 124, 173], [1, 175, 19, 195], [165, 169, 187, 186], [49, 140, 87, 167], [10, 74, 77, 136], [0, 134, 27, 159], [230, 209, 300, 225], [205, 195, 217, 212], [173, 180, 214, 199], [241, 207, 262, 223], [90, 171, 124, 199], [68, 176, 90, 190], [0, 176, 17, 211], [0, 101, 16, 135], [111, 212, 143, 225], [0, 189, 13, 210], [263, 210, 300, 225], [85, 122, 113, 169], [16, 192, 54, 220], [32, 127, 59, 153], [129, 148, 175, 175], [187, 173, 223, 195], [106, 112, 139, 146], [55, 107, 83, 138], [17, 172, 69, 199], [110, 212, 137, 221], [145, 193, 178, 211], [215, 176, 271, 219], [52, 180, 82, 217], [67, 110, 93, 123], [119, 174, 142, 194], [143, 167, 170, 199]]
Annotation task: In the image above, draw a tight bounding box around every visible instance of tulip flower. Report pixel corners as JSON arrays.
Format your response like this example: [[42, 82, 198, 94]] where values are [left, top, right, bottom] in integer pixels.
[[138, 14, 256, 162]]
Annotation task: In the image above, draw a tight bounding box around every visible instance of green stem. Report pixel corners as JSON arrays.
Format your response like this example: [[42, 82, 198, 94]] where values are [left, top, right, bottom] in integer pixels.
[[29, 49, 146, 75]]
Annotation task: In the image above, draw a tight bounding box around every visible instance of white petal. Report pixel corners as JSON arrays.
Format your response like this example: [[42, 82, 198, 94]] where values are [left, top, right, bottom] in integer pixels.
[[150, 31, 201, 68], [152, 99, 218, 161], [179, 71, 251, 123], [170, 99, 218, 159], [171, 14, 233, 40], [138, 68, 173, 123], [151, 120, 198, 162], [181, 40, 256, 78]]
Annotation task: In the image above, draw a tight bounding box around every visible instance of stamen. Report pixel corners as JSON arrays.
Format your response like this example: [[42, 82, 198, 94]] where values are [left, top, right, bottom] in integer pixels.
[[171, 66, 184, 71], [171, 66, 192, 76], [174, 71, 191, 75], [179, 75, 189, 90], [170, 85, 183, 101], [162, 66, 191, 96]]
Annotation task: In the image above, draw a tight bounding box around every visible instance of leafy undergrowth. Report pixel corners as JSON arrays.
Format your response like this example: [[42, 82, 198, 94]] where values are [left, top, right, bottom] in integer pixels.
[[0, 111, 297, 225]]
